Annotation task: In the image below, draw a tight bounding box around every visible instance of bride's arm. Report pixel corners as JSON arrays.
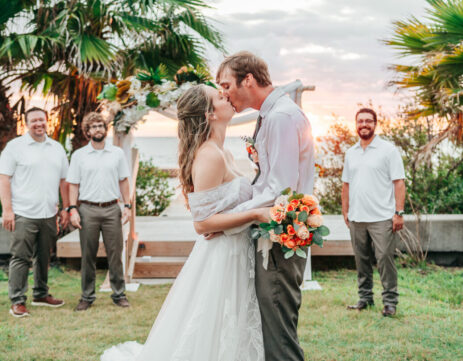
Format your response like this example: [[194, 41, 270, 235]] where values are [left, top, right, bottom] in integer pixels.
[[191, 145, 269, 235], [194, 209, 267, 235]]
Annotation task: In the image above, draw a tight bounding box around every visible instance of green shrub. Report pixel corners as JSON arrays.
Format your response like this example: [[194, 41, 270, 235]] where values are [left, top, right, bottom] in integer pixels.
[[136, 159, 175, 216]]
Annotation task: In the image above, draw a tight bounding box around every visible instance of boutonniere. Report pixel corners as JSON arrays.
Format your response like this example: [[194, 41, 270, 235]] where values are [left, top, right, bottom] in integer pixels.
[[241, 136, 259, 164]]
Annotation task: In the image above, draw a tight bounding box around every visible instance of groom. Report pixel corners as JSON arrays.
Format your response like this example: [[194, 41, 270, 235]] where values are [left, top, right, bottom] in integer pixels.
[[217, 51, 315, 361]]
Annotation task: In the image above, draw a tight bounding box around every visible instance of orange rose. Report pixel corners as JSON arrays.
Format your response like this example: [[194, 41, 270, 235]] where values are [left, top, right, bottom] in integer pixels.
[[294, 237, 303, 246], [310, 207, 321, 215], [270, 205, 286, 223], [280, 234, 290, 245], [287, 225, 296, 236], [290, 199, 300, 208], [286, 204, 295, 212], [300, 205, 310, 213], [301, 195, 319, 210], [300, 234, 313, 247], [285, 239, 296, 249]]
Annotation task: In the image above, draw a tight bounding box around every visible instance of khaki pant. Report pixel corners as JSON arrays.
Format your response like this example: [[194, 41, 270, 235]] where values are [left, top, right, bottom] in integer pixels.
[[255, 240, 307, 361], [78, 203, 125, 302], [349, 219, 398, 306], [9, 215, 57, 304]]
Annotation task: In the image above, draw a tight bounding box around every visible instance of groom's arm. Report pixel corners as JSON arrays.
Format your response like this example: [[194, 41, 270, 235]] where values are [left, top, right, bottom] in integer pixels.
[[223, 111, 314, 235], [236, 111, 310, 212]]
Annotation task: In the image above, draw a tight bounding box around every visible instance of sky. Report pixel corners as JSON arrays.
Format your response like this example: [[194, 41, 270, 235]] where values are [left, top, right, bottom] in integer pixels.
[[133, 0, 427, 137], [19, 0, 428, 138]]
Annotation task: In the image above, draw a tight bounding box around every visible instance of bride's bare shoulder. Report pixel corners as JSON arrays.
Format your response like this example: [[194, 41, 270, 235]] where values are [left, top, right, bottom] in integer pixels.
[[192, 141, 226, 191], [195, 141, 225, 164]]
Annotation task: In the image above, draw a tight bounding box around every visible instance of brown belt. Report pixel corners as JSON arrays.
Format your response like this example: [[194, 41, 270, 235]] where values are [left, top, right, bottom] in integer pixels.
[[79, 199, 118, 208]]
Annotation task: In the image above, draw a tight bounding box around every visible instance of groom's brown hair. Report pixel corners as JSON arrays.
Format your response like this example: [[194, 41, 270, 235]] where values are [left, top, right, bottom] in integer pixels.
[[216, 51, 272, 87]]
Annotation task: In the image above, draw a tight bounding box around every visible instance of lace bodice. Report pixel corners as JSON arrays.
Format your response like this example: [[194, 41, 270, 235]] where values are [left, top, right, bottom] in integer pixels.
[[187, 177, 252, 221]]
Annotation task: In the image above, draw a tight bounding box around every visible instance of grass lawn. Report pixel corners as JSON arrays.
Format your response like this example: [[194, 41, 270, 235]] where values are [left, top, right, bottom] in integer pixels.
[[0, 264, 462, 361]]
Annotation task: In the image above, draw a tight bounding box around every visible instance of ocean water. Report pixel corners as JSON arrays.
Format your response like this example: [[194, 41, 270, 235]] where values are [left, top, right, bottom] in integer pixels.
[[133, 137, 249, 169]]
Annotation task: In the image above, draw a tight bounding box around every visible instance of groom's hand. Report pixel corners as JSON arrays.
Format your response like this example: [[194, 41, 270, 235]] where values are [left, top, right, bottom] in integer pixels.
[[203, 232, 223, 240]]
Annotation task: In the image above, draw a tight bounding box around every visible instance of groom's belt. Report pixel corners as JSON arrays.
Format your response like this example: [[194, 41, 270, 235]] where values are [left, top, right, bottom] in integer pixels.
[[79, 199, 118, 208]]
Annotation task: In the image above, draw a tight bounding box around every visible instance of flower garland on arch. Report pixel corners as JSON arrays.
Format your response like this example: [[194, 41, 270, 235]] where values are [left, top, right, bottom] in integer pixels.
[[97, 66, 215, 134]]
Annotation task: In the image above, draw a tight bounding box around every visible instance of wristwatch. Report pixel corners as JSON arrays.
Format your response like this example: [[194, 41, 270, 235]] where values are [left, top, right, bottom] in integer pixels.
[[124, 204, 132, 209], [66, 205, 77, 212], [395, 210, 404, 217]]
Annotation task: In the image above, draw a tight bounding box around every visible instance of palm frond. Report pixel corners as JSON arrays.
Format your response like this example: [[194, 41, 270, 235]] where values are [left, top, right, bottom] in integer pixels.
[[176, 8, 224, 51]]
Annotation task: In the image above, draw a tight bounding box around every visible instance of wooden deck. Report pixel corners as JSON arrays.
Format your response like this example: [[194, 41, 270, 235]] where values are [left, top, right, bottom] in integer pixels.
[[57, 215, 353, 279]]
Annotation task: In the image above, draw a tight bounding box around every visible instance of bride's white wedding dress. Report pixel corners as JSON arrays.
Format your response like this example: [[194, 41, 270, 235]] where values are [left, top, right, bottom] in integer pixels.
[[101, 176, 264, 361]]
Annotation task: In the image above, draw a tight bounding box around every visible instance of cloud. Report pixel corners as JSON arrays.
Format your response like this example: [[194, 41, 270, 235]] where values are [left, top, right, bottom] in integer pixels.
[[204, 0, 426, 126], [280, 43, 366, 60]]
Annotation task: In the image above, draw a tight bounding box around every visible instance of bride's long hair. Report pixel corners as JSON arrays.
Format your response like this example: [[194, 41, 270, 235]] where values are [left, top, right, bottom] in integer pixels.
[[177, 85, 214, 200]]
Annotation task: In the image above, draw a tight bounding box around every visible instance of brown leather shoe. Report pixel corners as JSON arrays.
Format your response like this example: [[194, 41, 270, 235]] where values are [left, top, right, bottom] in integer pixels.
[[347, 300, 374, 311], [31, 294, 64, 308], [113, 297, 130, 308], [75, 299, 92, 311], [382, 305, 396, 317], [10, 303, 30, 318]]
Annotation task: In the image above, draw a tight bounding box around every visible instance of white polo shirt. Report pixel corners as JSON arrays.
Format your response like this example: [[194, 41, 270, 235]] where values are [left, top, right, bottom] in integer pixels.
[[342, 136, 405, 222], [0, 133, 69, 219], [66, 141, 130, 202]]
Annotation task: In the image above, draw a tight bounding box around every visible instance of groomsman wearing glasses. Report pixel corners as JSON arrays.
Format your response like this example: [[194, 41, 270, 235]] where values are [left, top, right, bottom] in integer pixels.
[[0, 107, 69, 318], [342, 108, 406, 317], [67, 112, 131, 311]]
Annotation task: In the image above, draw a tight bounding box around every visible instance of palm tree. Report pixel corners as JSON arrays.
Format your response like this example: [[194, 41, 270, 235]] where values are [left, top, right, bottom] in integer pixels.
[[0, 0, 36, 151], [1, 0, 224, 151], [386, 0, 463, 153]]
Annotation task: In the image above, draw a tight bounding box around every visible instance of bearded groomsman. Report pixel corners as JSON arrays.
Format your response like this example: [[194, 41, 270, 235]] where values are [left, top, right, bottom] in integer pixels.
[[67, 112, 131, 311], [342, 108, 406, 317], [0, 107, 69, 318]]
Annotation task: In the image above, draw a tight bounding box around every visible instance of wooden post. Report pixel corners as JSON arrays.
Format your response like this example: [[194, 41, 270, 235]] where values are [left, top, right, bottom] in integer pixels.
[[125, 148, 139, 282]]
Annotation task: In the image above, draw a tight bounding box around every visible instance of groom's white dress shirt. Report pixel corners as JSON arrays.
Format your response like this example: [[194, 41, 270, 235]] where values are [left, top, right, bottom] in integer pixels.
[[235, 87, 314, 211], [226, 87, 315, 239]]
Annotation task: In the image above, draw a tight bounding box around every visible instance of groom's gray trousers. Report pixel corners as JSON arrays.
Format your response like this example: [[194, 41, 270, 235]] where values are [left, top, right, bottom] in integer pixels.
[[255, 240, 307, 361]]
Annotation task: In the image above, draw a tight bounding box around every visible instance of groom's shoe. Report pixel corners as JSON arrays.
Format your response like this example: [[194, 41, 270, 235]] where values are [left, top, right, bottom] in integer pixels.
[[347, 300, 374, 311], [382, 305, 396, 317]]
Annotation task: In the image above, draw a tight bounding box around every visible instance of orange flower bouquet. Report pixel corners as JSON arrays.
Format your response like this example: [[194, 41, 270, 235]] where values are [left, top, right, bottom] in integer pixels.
[[251, 188, 330, 259]]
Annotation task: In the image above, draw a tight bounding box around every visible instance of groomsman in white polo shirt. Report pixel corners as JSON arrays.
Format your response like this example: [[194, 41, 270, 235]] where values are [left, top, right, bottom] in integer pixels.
[[342, 108, 406, 317], [0, 107, 69, 318], [67, 112, 131, 311]]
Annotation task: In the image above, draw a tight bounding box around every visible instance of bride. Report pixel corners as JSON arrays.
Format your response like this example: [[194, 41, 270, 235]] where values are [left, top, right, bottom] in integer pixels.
[[101, 84, 269, 361]]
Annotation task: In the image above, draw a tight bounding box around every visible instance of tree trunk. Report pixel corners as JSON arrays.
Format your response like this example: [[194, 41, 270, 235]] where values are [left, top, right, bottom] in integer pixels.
[[71, 118, 89, 151], [69, 76, 102, 152], [0, 82, 18, 152]]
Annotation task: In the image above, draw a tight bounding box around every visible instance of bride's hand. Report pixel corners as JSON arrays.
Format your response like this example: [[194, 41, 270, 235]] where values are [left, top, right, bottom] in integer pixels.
[[254, 208, 271, 224]]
